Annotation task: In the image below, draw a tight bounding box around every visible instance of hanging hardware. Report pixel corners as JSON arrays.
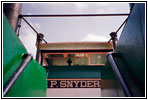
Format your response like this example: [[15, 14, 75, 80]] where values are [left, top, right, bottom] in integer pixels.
[[36, 33, 44, 62], [108, 17, 129, 49]]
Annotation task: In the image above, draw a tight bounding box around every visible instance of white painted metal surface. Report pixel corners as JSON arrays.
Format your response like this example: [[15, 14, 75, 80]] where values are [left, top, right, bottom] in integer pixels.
[[46, 88, 101, 97]]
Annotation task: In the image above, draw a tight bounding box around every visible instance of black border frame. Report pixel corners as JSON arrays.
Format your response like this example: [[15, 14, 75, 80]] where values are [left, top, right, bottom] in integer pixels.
[[1, 1, 147, 99]]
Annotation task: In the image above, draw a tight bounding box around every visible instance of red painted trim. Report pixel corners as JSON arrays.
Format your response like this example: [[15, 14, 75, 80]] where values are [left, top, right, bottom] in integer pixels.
[[42, 52, 108, 66]]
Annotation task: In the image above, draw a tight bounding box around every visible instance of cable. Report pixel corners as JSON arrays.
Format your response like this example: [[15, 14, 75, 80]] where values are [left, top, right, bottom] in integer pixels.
[[21, 13, 129, 17], [116, 17, 128, 33], [21, 17, 47, 44]]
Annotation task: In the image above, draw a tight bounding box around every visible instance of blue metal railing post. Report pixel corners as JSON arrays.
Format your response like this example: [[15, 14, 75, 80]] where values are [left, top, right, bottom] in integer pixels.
[[107, 52, 132, 97]]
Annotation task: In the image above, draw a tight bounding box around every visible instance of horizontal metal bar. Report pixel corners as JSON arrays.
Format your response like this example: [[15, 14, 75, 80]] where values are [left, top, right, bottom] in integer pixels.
[[22, 17, 38, 34], [3, 54, 33, 97], [22, 18, 47, 44], [106, 52, 132, 97], [21, 13, 129, 17]]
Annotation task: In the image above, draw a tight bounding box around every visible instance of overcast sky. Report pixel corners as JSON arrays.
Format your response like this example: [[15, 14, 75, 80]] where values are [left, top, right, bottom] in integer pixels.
[[19, 2, 130, 57]]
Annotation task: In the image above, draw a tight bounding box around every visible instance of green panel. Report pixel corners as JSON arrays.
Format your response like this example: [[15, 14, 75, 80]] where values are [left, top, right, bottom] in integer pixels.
[[114, 4, 145, 97], [101, 62, 125, 97], [7, 60, 47, 97], [45, 66, 102, 79], [3, 15, 27, 85], [6, 70, 24, 97], [101, 4, 145, 97], [3, 15, 47, 97], [22, 60, 46, 97]]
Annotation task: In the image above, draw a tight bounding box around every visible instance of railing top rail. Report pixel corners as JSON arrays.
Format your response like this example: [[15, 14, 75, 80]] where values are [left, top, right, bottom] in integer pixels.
[[21, 13, 129, 18]]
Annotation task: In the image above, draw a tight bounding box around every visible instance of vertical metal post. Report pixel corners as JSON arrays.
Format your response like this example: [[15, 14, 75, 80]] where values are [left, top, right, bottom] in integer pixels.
[[36, 33, 44, 62], [107, 52, 132, 97], [108, 32, 117, 50], [112, 39, 117, 49], [40, 52, 43, 66], [67, 58, 72, 66]]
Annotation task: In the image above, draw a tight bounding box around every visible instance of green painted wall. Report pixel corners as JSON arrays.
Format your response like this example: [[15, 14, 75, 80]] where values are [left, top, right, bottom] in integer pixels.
[[101, 3, 145, 97], [3, 15, 47, 97], [44, 66, 102, 79], [101, 62, 125, 97], [114, 3, 145, 97], [3, 16, 27, 85]]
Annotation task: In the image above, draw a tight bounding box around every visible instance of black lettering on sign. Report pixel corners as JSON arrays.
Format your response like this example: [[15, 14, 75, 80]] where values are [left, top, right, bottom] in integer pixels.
[[47, 79, 101, 88]]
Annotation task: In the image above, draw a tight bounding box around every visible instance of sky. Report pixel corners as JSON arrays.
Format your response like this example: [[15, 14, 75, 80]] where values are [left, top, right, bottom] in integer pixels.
[[19, 2, 130, 58]]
